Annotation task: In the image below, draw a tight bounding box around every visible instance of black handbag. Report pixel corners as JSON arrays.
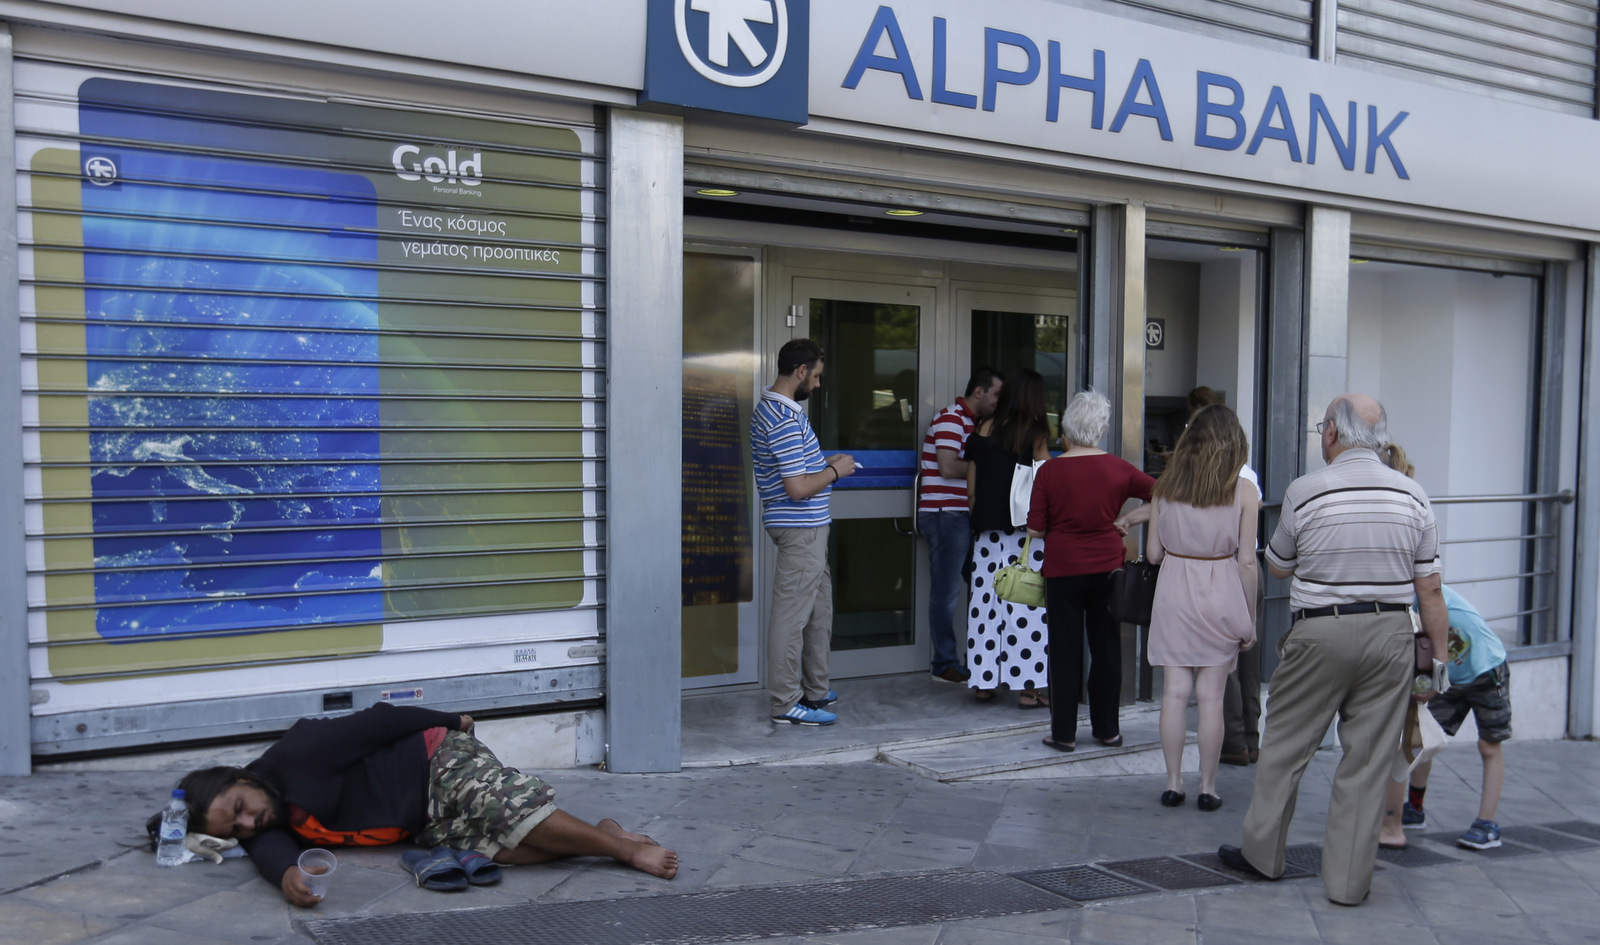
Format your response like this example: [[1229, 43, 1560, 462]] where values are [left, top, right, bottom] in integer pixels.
[[1109, 557, 1160, 625]]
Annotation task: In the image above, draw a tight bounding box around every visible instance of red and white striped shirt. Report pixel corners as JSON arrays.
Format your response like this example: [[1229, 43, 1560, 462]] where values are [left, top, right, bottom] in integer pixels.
[[918, 399, 975, 512]]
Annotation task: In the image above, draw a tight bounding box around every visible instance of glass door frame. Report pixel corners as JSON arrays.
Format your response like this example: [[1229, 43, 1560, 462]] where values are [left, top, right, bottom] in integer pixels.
[[785, 274, 940, 678]]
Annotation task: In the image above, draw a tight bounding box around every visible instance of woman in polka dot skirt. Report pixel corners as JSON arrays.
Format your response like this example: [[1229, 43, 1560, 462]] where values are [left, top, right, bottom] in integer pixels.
[[963, 369, 1055, 707]]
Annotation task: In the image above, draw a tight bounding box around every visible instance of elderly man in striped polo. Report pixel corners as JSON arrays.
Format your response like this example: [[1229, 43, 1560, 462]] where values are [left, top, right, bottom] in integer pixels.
[[751, 339, 856, 726], [1219, 393, 1449, 905]]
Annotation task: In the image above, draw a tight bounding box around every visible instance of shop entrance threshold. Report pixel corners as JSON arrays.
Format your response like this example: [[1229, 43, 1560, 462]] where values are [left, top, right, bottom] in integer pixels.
[[681, 673, 1164, 777]]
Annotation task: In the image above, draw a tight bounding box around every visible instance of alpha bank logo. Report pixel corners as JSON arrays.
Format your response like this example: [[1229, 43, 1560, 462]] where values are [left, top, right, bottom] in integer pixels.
[[643, 0, 809, 124], [83, 154, 119, 186], [676, 0, 790, 87]]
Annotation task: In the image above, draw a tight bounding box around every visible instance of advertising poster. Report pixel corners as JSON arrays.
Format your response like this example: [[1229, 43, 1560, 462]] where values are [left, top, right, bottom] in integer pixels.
[[21, 71, 602, 714]]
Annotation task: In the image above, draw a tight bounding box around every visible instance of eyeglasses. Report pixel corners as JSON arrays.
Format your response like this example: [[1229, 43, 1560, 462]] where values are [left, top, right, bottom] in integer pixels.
[[1315, 420, 1332, 435]]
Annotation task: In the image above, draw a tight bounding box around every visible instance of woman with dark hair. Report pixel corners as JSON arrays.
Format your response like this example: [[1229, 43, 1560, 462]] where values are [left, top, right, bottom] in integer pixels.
[[964, 368, 1054, 707], [1146, 404, 1259, 810], [1028, 389, 1156, 751]]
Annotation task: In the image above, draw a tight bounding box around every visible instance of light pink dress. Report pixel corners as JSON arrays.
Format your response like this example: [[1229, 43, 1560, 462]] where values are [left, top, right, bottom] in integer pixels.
[[1147, 490, 1254, 668]]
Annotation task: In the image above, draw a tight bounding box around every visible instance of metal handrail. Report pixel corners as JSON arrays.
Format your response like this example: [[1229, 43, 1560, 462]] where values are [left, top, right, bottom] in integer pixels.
[[1432, 490, 1574, 505]]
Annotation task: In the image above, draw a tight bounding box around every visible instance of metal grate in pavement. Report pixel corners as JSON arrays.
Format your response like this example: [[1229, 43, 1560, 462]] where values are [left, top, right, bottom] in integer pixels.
[[1011, 865, 1151, 901], [303, 871, 1072, 945], [1180, 851, 1316, 881], [1499, 825, 1600, 852], [1376, 842, 1463, 867], [1283, 843, 1325, 875], [1100, 856, 1238, 890], [1541, 820, 1600, 843]]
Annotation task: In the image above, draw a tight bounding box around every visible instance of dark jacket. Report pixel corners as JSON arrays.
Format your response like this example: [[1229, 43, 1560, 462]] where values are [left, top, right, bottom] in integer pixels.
[[240, 702, 462, 885]]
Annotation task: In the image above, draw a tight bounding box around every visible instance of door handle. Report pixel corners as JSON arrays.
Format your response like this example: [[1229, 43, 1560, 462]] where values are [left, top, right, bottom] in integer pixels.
[[893, 517, 917, 536]]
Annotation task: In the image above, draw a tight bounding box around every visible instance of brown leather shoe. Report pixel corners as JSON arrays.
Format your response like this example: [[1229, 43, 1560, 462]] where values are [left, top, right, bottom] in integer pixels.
[[933, 666, 971, 683], [1219, 749, 1251, 767]]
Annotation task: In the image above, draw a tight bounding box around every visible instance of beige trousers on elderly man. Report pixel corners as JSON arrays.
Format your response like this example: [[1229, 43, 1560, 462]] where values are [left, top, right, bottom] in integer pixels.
[[1240, 610, 1414, 905]]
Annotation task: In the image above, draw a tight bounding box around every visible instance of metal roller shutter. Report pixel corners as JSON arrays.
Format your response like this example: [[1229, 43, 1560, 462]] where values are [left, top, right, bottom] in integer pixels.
[[1048, 0, 1315, 55], [16, 55, 606, 753], [1337, 0, 1599, 116]]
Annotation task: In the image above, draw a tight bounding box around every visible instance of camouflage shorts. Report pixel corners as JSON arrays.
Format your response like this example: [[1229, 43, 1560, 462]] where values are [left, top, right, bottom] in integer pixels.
[[414, 731, 557, 857], [1429, 663, 1512, 743]]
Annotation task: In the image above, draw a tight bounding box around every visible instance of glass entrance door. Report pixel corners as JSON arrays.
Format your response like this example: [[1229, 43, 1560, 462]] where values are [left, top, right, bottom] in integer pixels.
[[791, 278, 935, 676]]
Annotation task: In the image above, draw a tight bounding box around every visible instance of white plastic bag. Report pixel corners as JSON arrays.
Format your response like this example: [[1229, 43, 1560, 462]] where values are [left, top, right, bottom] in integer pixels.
[[1389, 701, 1448, 783], [1008, 459, 1047, 528]]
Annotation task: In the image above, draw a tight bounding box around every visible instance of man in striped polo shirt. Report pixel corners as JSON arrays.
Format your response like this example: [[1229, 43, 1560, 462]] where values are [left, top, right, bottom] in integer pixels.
[[919, 368, 1002, 682], [1219, 393, 1449, 905], [751, 339, 856, 726]]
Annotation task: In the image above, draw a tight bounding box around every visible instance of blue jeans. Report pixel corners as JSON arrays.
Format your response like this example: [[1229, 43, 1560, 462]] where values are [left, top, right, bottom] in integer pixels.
[[919, 510, 971, 674]]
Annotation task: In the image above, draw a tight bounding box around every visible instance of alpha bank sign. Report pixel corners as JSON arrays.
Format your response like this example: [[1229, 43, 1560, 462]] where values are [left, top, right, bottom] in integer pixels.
[[641, 0, 810, 123]]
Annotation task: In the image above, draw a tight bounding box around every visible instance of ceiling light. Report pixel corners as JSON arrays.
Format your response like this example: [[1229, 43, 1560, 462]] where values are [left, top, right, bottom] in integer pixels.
[[696, 188, 739, 197], [884, 208, 924, 217]]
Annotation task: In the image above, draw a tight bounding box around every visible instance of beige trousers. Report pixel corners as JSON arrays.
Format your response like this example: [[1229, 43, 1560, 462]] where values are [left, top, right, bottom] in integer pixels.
[[1240, 610, 1413, 904], [766, 525, 833, 714]]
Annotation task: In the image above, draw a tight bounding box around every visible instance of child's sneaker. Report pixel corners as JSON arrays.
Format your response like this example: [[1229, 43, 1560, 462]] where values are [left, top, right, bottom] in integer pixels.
[[1401, 802, 1426, 829], [1457, 819, 1502, 850]]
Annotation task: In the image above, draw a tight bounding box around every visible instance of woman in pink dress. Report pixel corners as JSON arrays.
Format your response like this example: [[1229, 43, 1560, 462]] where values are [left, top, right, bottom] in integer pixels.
[[1146, 405, 1259, 811]]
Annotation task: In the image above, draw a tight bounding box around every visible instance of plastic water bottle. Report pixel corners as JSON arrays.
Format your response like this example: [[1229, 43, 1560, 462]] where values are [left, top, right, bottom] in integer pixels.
[[156, 789, 188, 866]]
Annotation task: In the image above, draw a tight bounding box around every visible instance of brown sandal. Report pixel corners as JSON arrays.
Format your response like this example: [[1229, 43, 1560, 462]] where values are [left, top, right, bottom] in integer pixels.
[[973, 689, 997, 702], [1018, 690, 1050, 709]]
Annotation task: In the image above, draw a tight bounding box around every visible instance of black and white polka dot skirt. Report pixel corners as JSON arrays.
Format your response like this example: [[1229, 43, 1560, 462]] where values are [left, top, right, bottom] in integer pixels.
[[965, 529, 1049, 691]]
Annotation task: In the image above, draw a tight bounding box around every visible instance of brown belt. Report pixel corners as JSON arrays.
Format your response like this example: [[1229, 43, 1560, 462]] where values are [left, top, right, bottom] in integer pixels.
[[1164, 550, 1235, 561]]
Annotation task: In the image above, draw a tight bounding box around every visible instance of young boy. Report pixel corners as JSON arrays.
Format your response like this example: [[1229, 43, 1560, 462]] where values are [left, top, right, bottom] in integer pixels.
[[1398, 584, 1511, 850]]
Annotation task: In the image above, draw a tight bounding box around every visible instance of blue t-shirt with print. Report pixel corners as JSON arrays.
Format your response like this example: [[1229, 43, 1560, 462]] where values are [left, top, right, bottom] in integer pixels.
[[1424, 585, 1508, 686]]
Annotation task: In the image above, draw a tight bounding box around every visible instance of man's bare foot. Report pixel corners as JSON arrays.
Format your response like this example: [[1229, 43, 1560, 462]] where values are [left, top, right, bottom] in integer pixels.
[[598, 817, 660, 847], [625, 842, 678, 879]]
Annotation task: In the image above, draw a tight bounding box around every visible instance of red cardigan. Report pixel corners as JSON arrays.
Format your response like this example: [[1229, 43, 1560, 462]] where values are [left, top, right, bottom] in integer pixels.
[[1027, 453, 1155, 577]]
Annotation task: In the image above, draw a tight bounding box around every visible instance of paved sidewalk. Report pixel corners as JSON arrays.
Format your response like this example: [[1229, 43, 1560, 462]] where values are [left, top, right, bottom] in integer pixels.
[[3, 739, 1599, 944]]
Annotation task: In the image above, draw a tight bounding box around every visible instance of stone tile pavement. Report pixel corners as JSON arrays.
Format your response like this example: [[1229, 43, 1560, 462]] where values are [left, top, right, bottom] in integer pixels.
[[3, 739, 1599, 944]]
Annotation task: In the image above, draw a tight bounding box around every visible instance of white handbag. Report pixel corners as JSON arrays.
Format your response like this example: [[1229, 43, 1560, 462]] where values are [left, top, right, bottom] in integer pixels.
[[1008, 459, 1048, 527]]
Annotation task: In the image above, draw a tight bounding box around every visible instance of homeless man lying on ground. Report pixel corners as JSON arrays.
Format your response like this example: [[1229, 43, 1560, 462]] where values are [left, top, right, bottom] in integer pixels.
[[148, 702, 676, 906]]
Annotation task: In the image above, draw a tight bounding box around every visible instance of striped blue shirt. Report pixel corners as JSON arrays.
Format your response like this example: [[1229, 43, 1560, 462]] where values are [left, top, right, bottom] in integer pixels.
[[751, 389, 831, 528]]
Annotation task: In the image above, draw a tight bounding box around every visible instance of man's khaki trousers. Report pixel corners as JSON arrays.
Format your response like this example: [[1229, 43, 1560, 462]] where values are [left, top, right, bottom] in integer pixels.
[[1240, 610, 1413, 904], [766, 525, 833, 714]]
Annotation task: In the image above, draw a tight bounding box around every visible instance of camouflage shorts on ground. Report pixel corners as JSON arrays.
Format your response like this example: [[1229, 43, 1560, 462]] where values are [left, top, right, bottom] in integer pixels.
[[415, 731, 557, 857]]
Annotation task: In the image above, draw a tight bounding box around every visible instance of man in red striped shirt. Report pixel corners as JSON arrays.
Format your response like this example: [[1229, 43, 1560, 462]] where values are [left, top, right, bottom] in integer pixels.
[[919, 368, 1002, 682]]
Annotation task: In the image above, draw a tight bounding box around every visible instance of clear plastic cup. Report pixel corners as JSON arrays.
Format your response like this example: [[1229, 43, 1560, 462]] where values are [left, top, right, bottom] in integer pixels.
[[297, 848, 338, 898]]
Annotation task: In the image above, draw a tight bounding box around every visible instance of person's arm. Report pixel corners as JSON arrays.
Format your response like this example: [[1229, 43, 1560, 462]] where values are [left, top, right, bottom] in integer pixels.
[[1413, 572, 1449, 701], [1145, 499, 1164, 565], [782, 454, 855, 500], [936, 448, 967, 479], [1031, 435, 1051, 463], [1113, 502, 1150, 536], [240, 829, 315, 906], [1237, 483, 1260, 643], [966, 452, 979, 512]]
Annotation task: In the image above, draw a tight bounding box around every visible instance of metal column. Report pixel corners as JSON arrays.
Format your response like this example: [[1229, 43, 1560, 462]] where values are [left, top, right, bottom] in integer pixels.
[[1571, 244, 1599, 737], [0, 24, 28, 775], [604, 110, 684, 772], [1300, 206, 1351, 470], [1086, 202, 1145, 459]]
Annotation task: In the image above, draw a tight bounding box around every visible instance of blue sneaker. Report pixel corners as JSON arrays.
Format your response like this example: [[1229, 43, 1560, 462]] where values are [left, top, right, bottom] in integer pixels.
[[1401, 802, 1426, 829], [773, 703, 837, 726], [1457, 819, 1502, 850], [815, 690, 838, 707]]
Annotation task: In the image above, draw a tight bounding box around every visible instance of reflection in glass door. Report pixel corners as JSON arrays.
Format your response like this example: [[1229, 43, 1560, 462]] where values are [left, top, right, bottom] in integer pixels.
[[965, 289, 1076, 440], [795, 279, 933, 676]]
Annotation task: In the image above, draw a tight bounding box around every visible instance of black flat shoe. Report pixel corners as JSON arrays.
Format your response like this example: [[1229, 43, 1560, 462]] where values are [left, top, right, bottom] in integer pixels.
[[1217, 844, 1277, 880], [1198, 793, 1223, 812], [1041, 737, 1076, 752], [1159, 790, 1186, 807], [1095, 734, 1123, 748]]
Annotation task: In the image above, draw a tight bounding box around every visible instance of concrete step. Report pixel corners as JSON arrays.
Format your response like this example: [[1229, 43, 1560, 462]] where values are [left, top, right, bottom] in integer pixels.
[[878, 704, 1200, 782]]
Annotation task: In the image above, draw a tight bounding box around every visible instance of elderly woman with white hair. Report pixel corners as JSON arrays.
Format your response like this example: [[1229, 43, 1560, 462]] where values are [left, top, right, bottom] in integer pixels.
[[1027, 390, 1155, 752]]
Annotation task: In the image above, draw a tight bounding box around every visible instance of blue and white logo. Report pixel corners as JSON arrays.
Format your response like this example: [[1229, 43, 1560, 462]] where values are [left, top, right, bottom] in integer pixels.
[[642, 0, 809, 124], [83, 154, 119, 186]]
